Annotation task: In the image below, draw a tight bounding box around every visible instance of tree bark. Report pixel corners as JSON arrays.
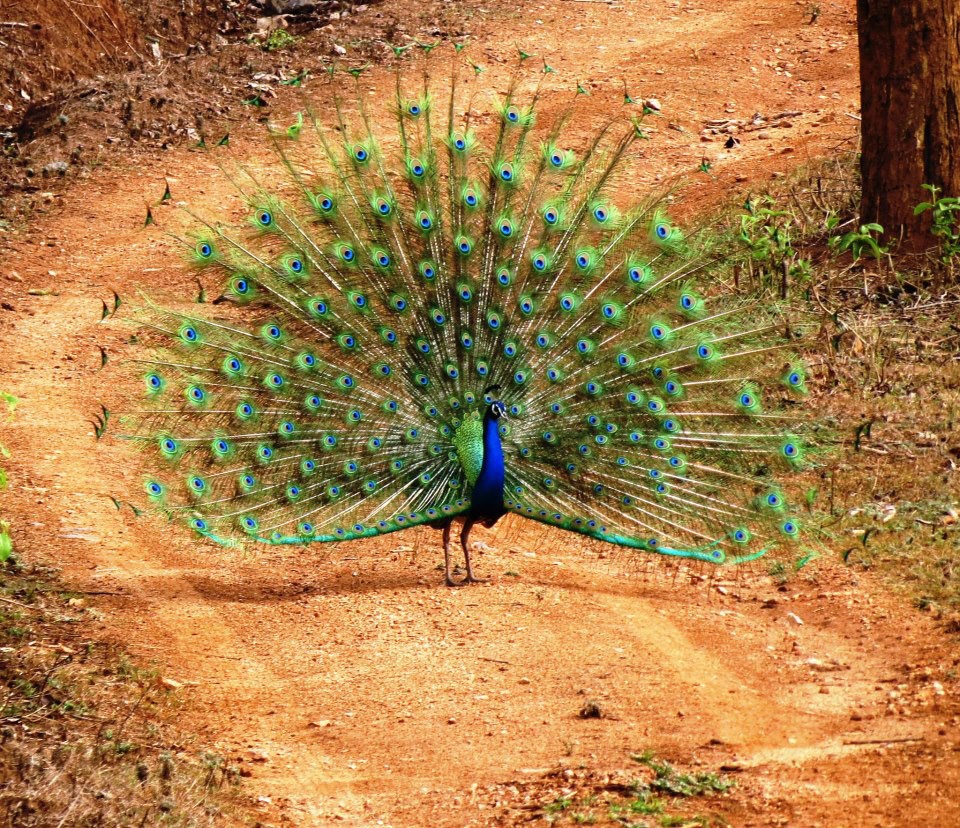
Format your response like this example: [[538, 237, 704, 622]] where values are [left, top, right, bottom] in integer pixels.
[[857, 0, 960, 254]]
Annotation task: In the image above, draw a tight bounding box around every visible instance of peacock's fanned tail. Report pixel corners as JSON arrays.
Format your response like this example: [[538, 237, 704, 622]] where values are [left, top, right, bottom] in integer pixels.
[[120, 49, 818, 568]]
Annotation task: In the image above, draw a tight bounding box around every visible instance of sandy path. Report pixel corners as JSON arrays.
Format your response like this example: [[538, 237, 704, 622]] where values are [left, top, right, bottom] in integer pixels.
[[2, 1, 959, 825]]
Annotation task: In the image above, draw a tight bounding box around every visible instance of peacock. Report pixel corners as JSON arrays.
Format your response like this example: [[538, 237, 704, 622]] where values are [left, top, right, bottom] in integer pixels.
[[118, 48, 818, 586]]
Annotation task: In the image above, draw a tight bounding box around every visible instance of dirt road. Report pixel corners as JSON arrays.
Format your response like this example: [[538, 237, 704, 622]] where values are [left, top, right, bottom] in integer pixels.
[[2, 0, 959, 825]]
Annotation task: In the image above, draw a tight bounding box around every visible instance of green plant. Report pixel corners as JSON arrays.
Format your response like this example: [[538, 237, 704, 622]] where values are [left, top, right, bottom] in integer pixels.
[[915, 183, 960, 264], [738, 195, 812, 297], [631, 751, 733, 797], [827, 219, 886, 260], [262, 28, 299, 52]]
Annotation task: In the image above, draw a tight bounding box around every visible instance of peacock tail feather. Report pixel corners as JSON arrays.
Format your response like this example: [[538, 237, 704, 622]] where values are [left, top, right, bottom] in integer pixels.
[[118, 48, 820, 570]]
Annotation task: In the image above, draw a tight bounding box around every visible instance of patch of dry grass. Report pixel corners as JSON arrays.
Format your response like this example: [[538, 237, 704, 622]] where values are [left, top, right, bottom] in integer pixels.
[[0, 557, 244, 827], [720, 152, 960, 624]]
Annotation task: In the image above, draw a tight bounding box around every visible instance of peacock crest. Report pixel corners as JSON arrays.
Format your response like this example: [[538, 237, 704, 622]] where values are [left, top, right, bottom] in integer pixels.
[[117, 47, 819, 585]]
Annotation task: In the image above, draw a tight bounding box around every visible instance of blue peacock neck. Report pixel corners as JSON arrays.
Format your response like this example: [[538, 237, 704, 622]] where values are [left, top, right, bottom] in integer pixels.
[[469, 406, 506, 520]]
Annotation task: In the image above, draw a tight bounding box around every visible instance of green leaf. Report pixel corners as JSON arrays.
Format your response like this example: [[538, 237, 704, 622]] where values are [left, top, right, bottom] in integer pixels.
[[0, 529, 11, 563]]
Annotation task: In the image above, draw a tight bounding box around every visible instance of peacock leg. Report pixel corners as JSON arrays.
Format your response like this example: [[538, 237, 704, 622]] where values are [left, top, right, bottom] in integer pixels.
[[460, 518, 486, 584], [442, 519, 461, 587]]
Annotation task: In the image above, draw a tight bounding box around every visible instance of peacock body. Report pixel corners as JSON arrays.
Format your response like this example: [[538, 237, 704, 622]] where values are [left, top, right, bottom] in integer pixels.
[[122, 50, 816, 585]]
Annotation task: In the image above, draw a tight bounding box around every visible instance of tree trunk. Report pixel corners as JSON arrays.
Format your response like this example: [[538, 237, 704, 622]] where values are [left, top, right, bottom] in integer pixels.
[[857, 0, 960, 254]]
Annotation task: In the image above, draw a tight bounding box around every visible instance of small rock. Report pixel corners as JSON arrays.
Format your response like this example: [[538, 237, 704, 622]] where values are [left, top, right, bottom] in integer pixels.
[[43, 161, 68, 177], [333, 43, 347, 56], [270, 0, 319, 11], [786, 612, 804, 625], [579, 700, 603, 719]]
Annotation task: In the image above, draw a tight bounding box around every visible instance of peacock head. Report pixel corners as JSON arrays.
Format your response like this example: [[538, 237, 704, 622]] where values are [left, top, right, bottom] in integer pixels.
[[484, 384, 507, 421]]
